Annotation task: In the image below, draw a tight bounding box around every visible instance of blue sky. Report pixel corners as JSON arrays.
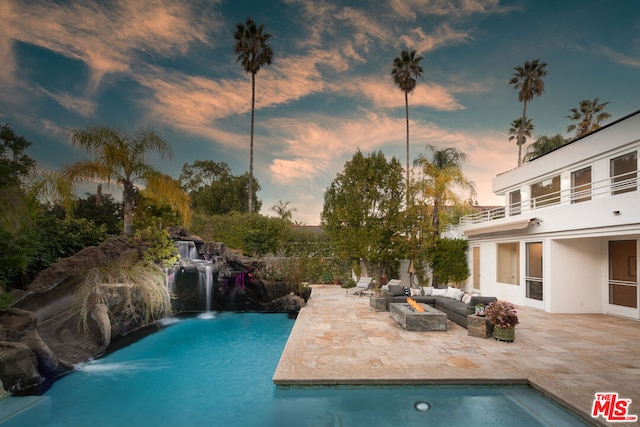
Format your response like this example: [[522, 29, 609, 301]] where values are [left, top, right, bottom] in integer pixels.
[[1, 0, 639, 224]]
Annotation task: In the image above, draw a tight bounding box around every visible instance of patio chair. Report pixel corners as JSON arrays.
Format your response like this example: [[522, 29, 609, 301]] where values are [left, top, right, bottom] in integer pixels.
[[382, 279, 402, 291], [347, 277, 373, 296]]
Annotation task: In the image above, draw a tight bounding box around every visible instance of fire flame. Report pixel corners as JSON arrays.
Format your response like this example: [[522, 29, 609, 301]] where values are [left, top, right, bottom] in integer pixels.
[[407, 297, 424, 312]]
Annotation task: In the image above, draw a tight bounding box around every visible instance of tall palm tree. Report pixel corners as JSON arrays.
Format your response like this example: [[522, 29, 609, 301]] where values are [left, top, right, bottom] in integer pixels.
[[509, 59, 548, 166], [271, 200, 296, 222], [566, 98, 611, 138], [523, 134, 567, 162], [234, 18, 273, 215], [508, 117, 534, 151], [392, 49, 424, 204], [66, 125, 190, 237]]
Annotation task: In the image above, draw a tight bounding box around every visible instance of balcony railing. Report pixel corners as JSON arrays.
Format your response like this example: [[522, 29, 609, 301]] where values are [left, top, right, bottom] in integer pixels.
[[454, 171, 638, 228]]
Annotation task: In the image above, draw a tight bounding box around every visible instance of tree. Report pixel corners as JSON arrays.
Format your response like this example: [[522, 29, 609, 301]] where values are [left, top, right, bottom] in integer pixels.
[[0, 124, 36, 188], [321, 150, 405, 277], [49, 192, 123, 235], [413, 145, 474, 286], [523, 134, 567, 162], [566, 98, 612, 138], [508, 117, 534, 152], [234, 18, 273, 215], [509, 59, 548, 166], [391, 49, 424, 204], [179, 160, 260, 215], [66, 125, 190, 237], [430, 238, 470, 287], [271, 200, 296, 222], [414, 145, 475, 241], [0, 125, 37, 290]]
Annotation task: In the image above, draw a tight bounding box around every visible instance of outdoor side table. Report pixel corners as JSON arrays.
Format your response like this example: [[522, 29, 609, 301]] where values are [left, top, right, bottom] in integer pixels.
[[467, 314, 493, 338], [369, 296, 387, 312]]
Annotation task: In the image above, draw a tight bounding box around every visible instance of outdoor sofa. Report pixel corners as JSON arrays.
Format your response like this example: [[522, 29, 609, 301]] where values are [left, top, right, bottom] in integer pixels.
[[382, 284, 497, 329]]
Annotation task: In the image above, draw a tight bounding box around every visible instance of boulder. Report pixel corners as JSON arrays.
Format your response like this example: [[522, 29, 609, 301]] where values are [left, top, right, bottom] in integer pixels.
[[0, 308, 72, 395]]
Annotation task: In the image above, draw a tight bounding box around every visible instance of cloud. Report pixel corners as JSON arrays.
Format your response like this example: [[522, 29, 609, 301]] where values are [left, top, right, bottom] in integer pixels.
[[598, 46, 640, 68], [388, 0, 516, 20], [39, 88, 98, 118], [0, 35, 16, 86], [3, 0, 220, 93], [337, 76, 464, 111], [400, 24, 473, 53], [264, 110, 471, 185], [140, 50, 332, 136]]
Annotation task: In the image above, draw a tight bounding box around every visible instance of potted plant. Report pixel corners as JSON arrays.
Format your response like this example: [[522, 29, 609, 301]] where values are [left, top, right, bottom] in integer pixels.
[[484, 301, 519, 342]]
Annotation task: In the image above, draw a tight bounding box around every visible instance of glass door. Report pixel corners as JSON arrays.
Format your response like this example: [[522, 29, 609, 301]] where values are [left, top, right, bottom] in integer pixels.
[[472, 246, 480, 291], [607, 240, 638, 318], [526, 242, 543, 304]]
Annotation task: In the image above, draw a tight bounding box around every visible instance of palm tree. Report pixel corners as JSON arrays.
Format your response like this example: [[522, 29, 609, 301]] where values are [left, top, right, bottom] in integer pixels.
[[566, 98, 611, 138], [234, 18, 273, 215], [523, 134, 567, 162], [66, 125, 190, 237], [392, 49, 424, 204], [414, 145, 475, 286], [414, 145, 475, 241], [271, 200, 296, 222], [509, 59, 548, 166], [508, 117, 534, 152]]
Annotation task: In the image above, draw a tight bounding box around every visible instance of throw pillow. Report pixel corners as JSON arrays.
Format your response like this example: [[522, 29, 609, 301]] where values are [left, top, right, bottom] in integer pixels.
[[444, 286, 459, 300], [461, 293, 472, 305], [453, 288, 465, 301], [432, 287, 447, 297], [402, 287, 411, 296], [422, 286, 434, 296], [410, 288, 423, 296], [388, 284, 405, 296]]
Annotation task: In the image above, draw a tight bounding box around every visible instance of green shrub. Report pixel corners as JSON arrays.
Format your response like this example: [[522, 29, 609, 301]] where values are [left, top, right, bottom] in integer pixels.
[[430, 238, 470, 286]]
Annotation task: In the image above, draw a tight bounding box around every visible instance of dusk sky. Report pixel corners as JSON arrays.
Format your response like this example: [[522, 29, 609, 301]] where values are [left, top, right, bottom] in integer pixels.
[[2, 0, 639, 224]]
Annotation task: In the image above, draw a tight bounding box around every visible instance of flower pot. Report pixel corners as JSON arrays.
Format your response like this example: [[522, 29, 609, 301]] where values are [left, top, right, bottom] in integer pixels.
[[493, 326, 515, 342]]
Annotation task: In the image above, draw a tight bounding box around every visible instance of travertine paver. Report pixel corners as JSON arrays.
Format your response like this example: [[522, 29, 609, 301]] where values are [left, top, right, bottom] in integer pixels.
[[273, 285, 640, 427]]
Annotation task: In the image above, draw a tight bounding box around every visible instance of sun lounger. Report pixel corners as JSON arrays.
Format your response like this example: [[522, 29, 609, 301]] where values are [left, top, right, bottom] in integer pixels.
[[347, 277, 373, 296]]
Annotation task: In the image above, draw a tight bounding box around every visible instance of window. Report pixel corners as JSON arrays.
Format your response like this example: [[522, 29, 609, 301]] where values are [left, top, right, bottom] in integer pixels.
[[610, 151, 637, 195], [530, 175, 560, 208], [571, 167, 591, 203], [497, 242, 519, 285], [509, 190, 521, 216], [526, 242, 543, 300]]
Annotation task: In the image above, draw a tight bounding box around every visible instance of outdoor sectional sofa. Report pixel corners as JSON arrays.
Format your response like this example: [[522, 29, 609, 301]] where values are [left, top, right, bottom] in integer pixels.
[[382, 284, 497, 329]]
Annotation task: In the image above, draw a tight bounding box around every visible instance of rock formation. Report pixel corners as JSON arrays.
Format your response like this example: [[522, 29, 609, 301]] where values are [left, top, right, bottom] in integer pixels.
[[0, 228, 308, 396]]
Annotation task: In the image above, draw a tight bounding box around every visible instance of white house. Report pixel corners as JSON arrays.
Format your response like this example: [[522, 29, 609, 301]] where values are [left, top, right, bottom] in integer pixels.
[[446, 109, 640, 320]]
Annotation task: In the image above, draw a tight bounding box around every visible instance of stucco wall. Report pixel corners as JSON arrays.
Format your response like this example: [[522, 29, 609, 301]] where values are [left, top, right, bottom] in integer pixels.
[[548, 238, 602, 313]]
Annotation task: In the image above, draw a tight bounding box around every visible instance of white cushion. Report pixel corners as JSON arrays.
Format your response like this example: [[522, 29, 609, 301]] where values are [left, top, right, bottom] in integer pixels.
[[461, 293, 472, 304], [410, 288, 423, 296], [423, 286, 433, 296], [432, 288, 447, 297], [444, 286, 458, 299], [381, 285, 389, 291]]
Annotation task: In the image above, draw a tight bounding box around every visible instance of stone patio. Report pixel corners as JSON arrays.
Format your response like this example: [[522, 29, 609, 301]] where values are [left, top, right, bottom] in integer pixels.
[[273, 285, 640, 427]]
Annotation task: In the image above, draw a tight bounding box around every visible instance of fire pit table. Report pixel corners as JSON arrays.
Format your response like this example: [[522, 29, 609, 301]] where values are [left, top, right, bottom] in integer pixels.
[[389, 303, 447, 331]]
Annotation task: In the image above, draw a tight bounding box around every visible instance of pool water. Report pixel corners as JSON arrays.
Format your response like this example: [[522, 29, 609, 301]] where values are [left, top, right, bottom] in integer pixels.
[[0, 313, 588, 426]]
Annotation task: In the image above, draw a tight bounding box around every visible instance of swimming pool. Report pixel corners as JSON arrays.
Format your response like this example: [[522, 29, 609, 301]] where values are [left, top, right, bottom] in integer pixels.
[[0, 313, 588, 426]]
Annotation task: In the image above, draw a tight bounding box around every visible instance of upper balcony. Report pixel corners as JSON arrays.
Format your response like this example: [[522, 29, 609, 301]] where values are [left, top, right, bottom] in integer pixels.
[[448, 170, 638, 237]]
